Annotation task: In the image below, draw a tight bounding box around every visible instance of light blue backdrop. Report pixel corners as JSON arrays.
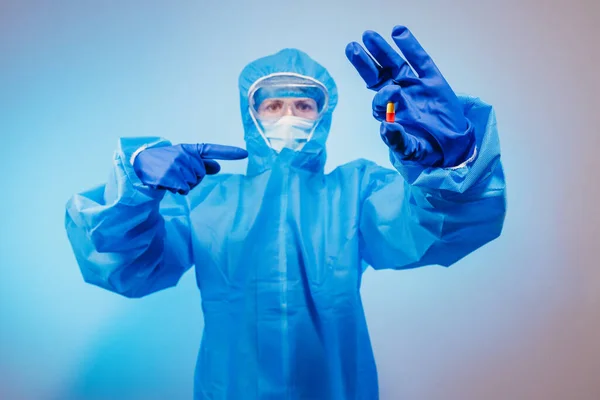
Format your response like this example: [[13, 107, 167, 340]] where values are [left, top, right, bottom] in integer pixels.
[[1, 1, 599, 399]]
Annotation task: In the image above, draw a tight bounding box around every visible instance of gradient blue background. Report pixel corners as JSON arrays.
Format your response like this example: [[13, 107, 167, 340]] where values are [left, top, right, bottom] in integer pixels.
[[1, 1, 599, 399]]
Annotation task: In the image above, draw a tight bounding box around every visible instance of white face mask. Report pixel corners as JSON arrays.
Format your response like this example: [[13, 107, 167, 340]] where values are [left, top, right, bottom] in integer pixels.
[[260, 115, 316, 152]]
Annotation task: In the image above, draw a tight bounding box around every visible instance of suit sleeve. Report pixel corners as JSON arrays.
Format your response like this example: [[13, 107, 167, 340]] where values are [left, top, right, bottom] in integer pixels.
[[65, 136, 194, 298], [359, 95, 507, 270]]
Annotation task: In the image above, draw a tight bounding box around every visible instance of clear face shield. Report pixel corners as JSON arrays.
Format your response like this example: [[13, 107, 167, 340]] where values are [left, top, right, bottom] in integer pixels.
[[248, 73, 329, 153]]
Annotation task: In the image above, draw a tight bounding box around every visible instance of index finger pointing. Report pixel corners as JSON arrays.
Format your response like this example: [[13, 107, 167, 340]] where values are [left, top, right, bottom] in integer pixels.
[[197, 143, 249, 160]]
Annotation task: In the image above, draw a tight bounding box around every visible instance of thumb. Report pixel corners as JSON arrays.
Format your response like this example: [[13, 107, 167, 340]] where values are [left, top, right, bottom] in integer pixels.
[[380, 122, 436, 163], [203, 159, 221, 175], [380, 122, 410, 154]]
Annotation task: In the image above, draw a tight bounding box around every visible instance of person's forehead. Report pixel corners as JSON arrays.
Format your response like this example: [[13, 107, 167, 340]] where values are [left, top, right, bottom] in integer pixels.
[[252, 85, 325, 107], [260, 97, 317, 103]]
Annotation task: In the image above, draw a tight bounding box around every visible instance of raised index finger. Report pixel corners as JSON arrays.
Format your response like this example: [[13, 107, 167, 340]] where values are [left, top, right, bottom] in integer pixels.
[[391, 25, 441, 79], [345, 41, 384, 89], [362, 30, 413, 80], [197, 143, 249, 160]]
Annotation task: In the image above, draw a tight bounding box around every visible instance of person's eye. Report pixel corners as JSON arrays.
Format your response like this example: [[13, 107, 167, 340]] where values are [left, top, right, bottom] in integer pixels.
[[296, 101, 315, 111], [265, 101, 282, 111]]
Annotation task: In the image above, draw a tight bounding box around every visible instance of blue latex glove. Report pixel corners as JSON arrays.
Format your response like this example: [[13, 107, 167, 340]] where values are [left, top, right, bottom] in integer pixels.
[[133, 143, 248, 195], [345, 25, 476, 168]]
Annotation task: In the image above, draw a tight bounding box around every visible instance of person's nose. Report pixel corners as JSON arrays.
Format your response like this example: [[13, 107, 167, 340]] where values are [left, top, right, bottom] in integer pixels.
[[283, 103, 294, 116]]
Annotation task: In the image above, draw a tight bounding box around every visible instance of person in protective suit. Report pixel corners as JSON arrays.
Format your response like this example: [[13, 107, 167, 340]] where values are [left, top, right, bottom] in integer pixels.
[[65, 25, 507, 399]]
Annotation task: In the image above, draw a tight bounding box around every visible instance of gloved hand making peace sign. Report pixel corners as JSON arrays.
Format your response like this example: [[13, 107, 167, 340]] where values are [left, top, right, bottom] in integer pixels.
[[345, 25, 476, 168]]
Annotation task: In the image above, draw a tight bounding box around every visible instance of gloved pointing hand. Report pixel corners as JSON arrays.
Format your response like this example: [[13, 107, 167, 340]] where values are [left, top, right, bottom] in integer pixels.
[[345, 25, 476, 168], [133, 143, 248, 195]]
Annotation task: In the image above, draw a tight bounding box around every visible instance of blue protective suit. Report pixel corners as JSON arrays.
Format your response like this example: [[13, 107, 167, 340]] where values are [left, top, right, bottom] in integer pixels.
[[65, 48, 507, 399]]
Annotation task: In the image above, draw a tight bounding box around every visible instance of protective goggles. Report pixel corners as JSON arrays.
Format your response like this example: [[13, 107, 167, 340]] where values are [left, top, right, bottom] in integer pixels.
[[248, 73, 329, 122]]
